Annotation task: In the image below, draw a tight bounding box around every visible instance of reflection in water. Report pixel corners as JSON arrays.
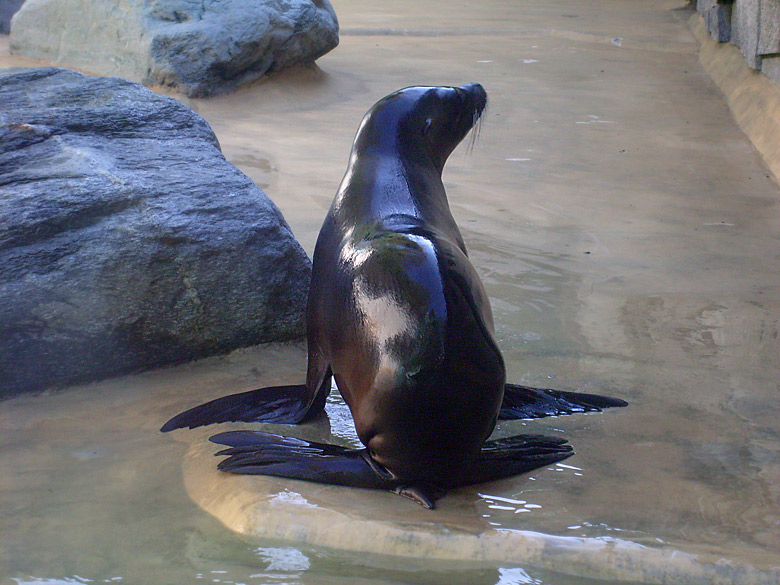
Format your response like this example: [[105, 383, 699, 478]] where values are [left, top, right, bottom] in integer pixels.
[[480, 492, 542, 516], [254, 547, 310, 572], [496, 567, 539, 585], [249, 547, 311, 582], [12, 575, 116, 585], [268, 490, 318, 509]]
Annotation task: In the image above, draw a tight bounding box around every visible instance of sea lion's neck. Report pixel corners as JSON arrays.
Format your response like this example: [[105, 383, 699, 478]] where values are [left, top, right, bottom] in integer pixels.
[[335, 150, 452, 226]]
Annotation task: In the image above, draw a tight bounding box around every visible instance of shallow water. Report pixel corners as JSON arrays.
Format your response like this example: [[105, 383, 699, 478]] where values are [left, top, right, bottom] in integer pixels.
[[2, 0, 780, 583]]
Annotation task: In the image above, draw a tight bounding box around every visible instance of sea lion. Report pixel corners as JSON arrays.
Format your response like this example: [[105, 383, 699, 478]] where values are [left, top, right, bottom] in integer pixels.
[[162, 83, 626, 508]]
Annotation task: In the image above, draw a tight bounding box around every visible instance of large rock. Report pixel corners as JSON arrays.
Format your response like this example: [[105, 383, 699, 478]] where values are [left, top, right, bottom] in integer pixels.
[[9, 0, 338, 97], [0, 67, 311, 398], [0, 0, 25, 33]]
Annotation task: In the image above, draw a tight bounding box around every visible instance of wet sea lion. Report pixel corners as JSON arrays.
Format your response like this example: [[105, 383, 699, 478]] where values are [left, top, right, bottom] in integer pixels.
[[162, 83, 627, 508]]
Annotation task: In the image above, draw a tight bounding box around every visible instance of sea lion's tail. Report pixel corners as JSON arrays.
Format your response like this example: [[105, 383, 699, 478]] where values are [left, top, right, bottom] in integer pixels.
[[499, 383, 628, 420], [160, 385, 310, 432]]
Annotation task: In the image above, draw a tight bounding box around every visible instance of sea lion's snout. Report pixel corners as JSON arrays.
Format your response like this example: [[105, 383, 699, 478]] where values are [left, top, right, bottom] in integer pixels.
[[457, 82, 487, 113], [458, 82, 486, 98]]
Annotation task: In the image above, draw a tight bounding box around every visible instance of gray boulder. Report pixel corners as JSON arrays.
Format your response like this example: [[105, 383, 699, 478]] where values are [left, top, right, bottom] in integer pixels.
[[0, 0, 25, 33], [9, 0, 338, 97], [0, 67, 311, 398]]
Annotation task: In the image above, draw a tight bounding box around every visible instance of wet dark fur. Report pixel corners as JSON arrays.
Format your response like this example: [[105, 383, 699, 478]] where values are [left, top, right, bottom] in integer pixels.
[[162, 84, 627, 508]]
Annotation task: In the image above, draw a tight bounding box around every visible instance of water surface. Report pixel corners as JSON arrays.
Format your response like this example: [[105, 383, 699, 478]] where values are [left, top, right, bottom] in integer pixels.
[[2, 0, 779, 583]]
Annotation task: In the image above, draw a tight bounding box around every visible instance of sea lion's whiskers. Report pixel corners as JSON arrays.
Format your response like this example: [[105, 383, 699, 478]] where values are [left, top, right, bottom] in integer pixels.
[[466, 101, 486, 154]]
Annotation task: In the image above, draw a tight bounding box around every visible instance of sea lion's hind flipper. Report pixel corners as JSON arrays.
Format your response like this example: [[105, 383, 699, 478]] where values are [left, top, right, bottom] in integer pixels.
[[499, 383, 628, 420], [393, 484, 443, 509], [209, 431, 397, 491], [160, 385, 310, 432], [459, 434, 574, 486]]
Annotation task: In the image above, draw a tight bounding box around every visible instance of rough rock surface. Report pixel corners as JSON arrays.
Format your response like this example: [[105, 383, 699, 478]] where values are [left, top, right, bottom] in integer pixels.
[[0, 0, 25, 33], [697, 0, 733, 42], [757, 0, 780, 55], [0, 67, 311, 398], [731, 0, 762, 68], [9, 0, 339, 97], [697, 0, 780, 84]]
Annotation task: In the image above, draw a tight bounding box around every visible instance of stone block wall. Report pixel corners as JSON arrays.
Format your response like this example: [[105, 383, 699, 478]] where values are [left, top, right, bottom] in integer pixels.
[[697, 0, 780, 85], [0, 0, 25, 33]]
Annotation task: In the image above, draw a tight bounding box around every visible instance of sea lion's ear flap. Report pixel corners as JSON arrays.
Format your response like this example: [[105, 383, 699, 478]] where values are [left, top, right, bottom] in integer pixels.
[[423, 118, 433, 136]]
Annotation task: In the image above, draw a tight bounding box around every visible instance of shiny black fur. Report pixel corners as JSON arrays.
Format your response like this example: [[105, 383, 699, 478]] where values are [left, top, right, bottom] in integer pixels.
[[162, 84, 626, 508]]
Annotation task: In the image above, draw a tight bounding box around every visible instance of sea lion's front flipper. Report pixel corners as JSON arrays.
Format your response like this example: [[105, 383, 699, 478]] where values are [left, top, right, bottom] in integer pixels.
[[458, 434, 574, 486], [209, 431, 398, 491], [499, 383, 628, 420], [161, 365, 333, 432], [160, 385, 312, 432]]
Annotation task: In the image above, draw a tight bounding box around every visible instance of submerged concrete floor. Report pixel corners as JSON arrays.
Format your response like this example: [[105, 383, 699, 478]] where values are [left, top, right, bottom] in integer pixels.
[[2, 0, 780, 584]]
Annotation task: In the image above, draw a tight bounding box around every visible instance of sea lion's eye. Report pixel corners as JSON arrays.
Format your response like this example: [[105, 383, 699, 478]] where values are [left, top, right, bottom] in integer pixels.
[[423, 118, 433, 135]]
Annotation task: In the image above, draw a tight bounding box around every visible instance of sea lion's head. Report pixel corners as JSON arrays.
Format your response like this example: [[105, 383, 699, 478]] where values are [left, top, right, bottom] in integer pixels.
[[352, 83, 488, 172]]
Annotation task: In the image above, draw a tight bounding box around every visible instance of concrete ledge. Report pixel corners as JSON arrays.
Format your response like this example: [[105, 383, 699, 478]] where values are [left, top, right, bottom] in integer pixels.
[[178, 425, 780, 585], [690, 13, 780, 182]]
